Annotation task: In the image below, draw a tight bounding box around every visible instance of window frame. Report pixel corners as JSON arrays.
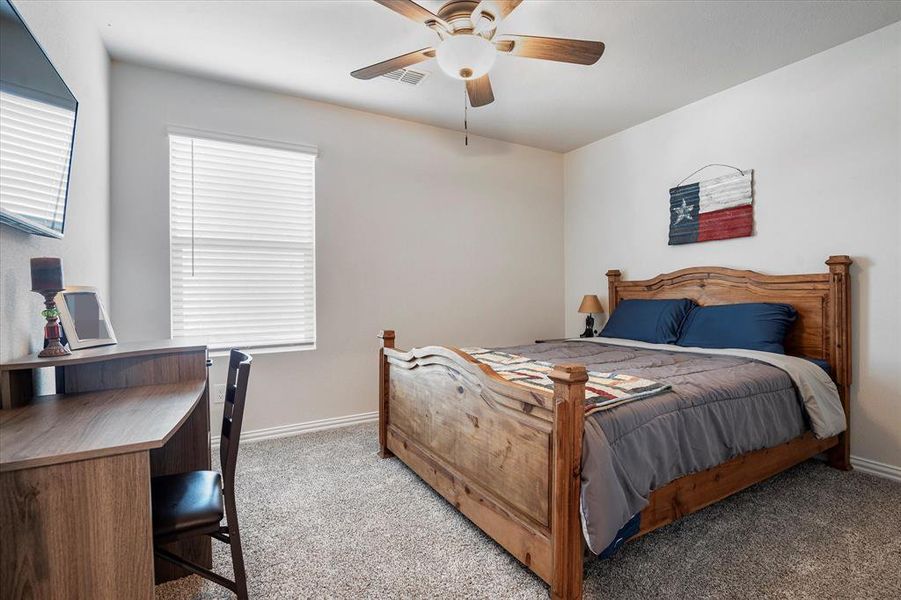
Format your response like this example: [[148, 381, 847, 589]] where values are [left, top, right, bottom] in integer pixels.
[[167, 125, 317, 355]]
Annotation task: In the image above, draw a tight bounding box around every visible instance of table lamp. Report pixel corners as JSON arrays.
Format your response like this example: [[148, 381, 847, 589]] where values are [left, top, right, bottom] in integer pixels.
[[30, 257, 71, 357], [578, 294, 604, 338]]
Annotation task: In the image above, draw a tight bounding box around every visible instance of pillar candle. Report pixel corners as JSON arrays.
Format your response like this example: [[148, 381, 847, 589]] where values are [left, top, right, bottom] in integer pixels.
[[30, 257, 64, 292]]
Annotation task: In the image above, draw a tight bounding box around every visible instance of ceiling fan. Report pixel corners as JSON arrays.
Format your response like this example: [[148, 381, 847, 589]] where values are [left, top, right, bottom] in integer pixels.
[[351, 0, 605, 107]]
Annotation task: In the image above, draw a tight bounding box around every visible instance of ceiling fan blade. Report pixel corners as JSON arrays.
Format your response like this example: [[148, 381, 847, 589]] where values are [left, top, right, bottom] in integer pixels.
[[374, 0, 450, 32], [351, 47, 436, 80], [466, 75, 494, 107], [471, 0, 524, 33], [495, 35, 605, 65]]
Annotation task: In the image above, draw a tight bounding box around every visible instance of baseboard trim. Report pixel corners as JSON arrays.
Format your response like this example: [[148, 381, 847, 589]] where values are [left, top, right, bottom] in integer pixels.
[[851, 455, 901, 482], [212, 411, 377, 449]]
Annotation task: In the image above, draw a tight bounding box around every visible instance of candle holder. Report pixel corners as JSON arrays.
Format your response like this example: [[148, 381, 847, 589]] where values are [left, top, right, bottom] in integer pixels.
[[31, 257, 71, 358], [37, 290, 71, 358]]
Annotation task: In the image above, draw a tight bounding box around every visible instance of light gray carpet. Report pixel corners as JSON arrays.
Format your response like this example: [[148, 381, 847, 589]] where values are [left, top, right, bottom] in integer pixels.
[[156, 423, 901, 599]]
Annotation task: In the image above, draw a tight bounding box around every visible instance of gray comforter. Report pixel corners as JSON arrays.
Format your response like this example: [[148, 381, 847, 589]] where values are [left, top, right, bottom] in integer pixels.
[[494, 339, 835, 554]]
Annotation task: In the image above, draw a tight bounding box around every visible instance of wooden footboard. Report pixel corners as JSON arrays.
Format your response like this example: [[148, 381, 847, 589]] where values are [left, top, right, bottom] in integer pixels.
[[378, 331, 585, 599]]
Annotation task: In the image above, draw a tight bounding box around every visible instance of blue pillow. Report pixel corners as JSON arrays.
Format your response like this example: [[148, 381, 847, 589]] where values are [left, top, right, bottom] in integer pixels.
[[805, 357, 832, 376], [676, 303, 797, 354], [600, 298, 696, 344]]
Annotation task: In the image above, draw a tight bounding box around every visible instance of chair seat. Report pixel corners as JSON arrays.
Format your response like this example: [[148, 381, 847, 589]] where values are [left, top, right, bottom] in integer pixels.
[[151, 470, 224, 538]]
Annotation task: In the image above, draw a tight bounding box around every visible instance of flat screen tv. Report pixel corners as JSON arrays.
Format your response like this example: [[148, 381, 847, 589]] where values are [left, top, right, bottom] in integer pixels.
[[0, 0, 77, 238]]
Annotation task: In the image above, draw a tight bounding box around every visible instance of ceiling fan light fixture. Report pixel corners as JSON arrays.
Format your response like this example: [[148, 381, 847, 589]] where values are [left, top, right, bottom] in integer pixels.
[[436, 34, 496, 80]]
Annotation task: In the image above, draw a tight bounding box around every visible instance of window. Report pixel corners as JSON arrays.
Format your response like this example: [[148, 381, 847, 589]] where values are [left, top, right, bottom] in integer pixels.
[[169, 130, 316, 351]]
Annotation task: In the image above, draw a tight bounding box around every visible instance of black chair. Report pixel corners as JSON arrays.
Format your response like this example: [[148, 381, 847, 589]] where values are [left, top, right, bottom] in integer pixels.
[[151, 349, 252, 599]]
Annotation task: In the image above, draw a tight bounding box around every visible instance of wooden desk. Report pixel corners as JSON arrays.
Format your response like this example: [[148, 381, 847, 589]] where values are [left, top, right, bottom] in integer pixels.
[[0, 341, 211, 599]]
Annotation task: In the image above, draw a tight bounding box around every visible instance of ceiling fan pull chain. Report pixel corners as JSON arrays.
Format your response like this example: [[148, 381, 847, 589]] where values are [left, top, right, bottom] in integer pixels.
[[464, 86, 469, 146]]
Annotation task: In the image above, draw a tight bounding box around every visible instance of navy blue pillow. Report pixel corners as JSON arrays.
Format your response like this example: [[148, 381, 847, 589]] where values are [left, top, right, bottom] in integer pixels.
[[600, 298, 696, 344], [676, 303, 797, 354], [805, 357, 832, 376]]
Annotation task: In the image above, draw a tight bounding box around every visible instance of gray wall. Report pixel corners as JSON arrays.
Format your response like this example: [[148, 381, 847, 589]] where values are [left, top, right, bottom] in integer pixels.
[[5, 8, 894, 474], [563, 24, 901, 469], [0, 2, 109, 363], [109, 62, 565, 433]]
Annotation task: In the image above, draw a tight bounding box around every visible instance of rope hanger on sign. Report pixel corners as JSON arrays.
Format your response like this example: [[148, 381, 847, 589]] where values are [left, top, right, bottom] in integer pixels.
[[673, 163, 746, 188]]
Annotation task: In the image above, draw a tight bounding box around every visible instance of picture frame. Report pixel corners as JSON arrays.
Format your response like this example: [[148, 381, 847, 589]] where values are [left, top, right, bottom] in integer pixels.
[[54, 286, 117, 350]]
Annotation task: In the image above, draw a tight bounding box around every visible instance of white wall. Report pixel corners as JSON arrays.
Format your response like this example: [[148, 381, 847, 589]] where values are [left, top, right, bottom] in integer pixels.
[[110, 62, 564, 432], [0, 1, 109, 363], [564, 23, 900, 468]]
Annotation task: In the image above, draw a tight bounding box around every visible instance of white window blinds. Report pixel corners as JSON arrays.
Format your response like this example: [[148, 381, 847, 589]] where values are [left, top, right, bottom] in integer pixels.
[[0, 89, 75, 233], [169, 132, 316, 351]]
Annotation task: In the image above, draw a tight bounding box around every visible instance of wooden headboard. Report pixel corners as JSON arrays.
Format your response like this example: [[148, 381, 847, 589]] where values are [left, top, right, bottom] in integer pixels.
[[605, 256, 852, 391]]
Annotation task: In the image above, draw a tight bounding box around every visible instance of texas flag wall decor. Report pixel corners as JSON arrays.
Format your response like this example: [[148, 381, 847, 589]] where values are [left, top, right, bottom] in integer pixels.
[[668, 170, 754, 245]]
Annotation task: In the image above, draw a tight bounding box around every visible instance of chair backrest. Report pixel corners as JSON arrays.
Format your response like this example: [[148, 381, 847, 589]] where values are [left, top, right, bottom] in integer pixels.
[[220, 349, 252, 490]]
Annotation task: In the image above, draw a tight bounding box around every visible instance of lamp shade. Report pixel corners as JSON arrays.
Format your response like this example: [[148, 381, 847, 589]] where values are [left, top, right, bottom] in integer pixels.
[[578, 294, 604, 314]]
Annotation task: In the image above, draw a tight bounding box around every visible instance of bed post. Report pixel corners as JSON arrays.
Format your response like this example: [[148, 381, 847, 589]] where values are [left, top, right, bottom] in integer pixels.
[[825, 256, 853, 471], [378, 329, 396, 459], [606, 269, 622, 313], [548, 364, 588, 600]]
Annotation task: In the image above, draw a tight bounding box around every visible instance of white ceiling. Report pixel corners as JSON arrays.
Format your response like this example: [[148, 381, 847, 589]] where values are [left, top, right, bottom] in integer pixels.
[[77, 0, 901, 152]]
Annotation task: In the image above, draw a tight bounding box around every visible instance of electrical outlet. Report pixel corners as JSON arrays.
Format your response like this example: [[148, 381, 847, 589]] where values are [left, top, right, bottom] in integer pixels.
[[213, 383, 227, 405]]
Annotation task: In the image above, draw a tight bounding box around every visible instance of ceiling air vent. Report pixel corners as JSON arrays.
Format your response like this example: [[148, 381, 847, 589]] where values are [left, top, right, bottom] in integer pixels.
[[381, 67, 429, 86]]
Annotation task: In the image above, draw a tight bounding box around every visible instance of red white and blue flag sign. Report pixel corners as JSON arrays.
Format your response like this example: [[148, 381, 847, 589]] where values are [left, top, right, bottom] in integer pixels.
[[669, 170, 753, 245]]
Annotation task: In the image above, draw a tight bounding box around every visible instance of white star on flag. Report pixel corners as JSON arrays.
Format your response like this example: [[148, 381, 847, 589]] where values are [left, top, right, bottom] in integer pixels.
[[673, 199, 693, 225]]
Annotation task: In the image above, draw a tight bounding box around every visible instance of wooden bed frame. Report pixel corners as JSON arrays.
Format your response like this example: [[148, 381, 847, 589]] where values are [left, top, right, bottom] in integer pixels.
[[377, 256, 852, 599]]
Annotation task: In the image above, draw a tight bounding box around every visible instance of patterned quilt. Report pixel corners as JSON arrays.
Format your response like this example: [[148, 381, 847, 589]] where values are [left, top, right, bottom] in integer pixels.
[[462, 348, 671, 415]]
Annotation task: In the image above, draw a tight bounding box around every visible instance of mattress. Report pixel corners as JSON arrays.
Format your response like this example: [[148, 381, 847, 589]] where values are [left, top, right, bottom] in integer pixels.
[[493, 339, 811, 554]]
